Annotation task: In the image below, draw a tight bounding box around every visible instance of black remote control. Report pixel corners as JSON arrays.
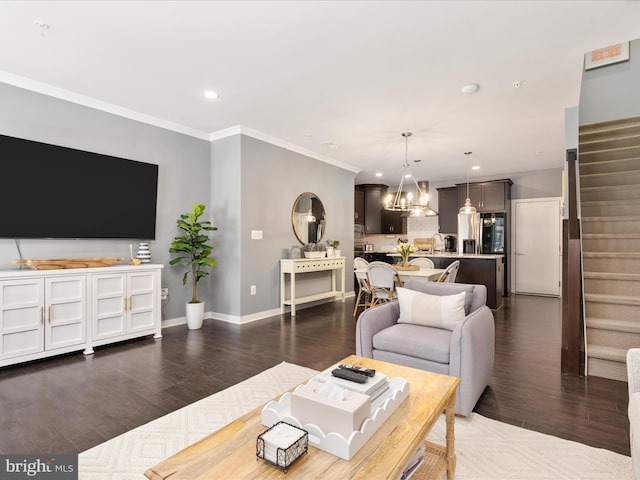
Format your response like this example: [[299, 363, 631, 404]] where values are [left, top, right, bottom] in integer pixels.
[[331, 368, 369, 384], [338, 364, 376, 377]]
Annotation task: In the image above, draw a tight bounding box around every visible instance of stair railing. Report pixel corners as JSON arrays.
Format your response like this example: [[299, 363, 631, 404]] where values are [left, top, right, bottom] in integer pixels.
[[561, 148, 584, 375]]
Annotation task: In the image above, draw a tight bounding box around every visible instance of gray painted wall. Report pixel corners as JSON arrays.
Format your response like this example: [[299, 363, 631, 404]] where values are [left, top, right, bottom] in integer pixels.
[[579, 38, 640, 124], [565, 106, 578, 150], [208, 134, 356, 321], [509, 168, 562, 200], [209, 134, 242, 318], [0, 82, 209, 322], [0, 82, 356, 324]]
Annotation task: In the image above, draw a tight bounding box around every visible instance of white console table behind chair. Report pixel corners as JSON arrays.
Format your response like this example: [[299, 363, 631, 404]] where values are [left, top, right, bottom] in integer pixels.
[[280, 257, 346, 316]]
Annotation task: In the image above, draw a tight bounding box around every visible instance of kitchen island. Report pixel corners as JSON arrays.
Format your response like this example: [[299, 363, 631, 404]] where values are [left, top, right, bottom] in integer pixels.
[[388, 252, 504, 309]]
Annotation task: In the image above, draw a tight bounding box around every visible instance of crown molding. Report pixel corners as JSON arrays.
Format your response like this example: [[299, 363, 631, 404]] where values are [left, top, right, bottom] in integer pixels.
[[0, 71, 360, 173], [209, 125, 361, 174], [0, 71, 210, 140], [208, 125, 243, 141]]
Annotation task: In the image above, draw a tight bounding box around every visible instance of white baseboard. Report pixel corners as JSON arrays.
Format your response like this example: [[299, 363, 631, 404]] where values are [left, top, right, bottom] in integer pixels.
[[161, 316, 187, 328], [160, 292, 355, 328], [208, 308, 282, 325]]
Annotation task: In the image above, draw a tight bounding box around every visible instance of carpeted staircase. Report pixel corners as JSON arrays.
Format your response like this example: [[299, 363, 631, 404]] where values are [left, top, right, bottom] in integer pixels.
[[579, 116, 640, 381]]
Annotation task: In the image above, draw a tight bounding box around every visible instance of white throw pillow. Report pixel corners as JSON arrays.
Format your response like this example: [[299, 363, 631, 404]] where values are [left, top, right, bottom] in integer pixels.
[[396, 287, 466, 330]]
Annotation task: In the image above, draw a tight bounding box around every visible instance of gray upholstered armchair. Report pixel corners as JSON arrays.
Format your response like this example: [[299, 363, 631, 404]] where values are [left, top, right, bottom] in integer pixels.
[[355, 279, 495, 416]]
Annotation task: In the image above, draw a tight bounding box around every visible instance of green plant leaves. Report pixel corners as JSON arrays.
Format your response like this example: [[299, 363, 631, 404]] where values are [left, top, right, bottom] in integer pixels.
[[169, 204, 217, 302]]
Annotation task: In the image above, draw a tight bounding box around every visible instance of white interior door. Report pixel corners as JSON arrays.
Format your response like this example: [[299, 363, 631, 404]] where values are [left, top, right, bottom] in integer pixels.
[[513, 198, 561, 296]]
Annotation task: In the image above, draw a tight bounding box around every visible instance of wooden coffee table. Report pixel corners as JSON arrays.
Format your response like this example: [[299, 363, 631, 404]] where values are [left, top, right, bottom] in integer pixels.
[[144, 355, 459, 480]]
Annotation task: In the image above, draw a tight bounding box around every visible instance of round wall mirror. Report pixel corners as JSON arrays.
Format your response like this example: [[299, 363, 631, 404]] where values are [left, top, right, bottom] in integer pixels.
[[291, 192, 326, 245]]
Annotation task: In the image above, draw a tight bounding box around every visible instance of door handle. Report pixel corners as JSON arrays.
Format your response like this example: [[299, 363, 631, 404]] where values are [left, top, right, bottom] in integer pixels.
[[48, 305, 51, 323], [514, 252, 524, 256]]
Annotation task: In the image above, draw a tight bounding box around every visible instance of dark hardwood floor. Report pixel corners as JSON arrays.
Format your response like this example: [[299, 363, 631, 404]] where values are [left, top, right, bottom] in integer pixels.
[[0, 294, 630, 456]]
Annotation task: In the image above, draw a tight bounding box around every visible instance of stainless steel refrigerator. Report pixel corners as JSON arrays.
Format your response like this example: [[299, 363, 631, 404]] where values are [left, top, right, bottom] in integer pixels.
[[457, 212, 480, 254]]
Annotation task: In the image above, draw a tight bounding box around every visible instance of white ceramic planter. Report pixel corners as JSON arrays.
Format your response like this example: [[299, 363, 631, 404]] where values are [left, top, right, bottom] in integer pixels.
[[304, 251, 327, 259], [186, 301, 205, 330]]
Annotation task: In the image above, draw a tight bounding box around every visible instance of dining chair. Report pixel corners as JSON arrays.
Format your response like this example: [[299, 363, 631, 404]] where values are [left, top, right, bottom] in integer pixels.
[[438, 260, 460, 283], [367, 261, 399, 307], [353, 257, 372, 316], [408, 257, 435, 269]]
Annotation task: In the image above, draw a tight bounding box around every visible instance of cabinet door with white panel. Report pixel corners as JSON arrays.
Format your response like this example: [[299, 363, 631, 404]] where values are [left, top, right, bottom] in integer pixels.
[[92, 269, 160, 344], [92, 273, 127, 341], [127, 271, 157, 334], [0, 275, 86, 363], [45, 275, 86, 350], [0, 279, 45, 361]]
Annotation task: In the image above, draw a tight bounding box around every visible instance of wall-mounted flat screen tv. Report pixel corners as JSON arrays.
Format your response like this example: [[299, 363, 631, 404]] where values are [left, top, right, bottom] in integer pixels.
[[0, 134, 158, 239]]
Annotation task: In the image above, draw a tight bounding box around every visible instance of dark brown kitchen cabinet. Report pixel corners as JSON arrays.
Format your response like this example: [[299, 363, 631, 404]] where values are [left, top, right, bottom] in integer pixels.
[[361, 184, 387, 234], [354, 186, 365, 225], [480, 182, 508, 211], [355, 183, 408, 234], [456, 179, 512, 212], [382, 209, 404, 234], [437, 187, 458, 233], [458, 183, 482, 210]]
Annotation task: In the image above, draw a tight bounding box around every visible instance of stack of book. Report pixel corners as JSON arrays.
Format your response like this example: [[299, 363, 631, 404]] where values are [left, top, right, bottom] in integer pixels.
[[401, 443, 425, 479], [313, 366, 390, 409]]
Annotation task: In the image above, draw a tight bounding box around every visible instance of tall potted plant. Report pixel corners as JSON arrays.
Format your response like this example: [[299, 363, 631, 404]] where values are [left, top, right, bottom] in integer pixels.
[[169, 204, 217, 329]]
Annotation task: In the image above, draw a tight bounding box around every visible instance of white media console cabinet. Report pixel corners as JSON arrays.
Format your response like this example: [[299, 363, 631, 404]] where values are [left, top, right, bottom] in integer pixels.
[[0, 263, 162, 368]]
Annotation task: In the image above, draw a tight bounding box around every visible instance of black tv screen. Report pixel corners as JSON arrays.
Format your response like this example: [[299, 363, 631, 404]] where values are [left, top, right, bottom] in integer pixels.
[[0, 134, 158, 239]]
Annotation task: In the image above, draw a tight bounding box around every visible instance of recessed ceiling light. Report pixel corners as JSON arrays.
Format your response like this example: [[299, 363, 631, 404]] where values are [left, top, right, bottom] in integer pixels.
[[472, 165, 480, 170], [204, 90, 219, 100], [461, 84, 480, 94], [34, 20, 50, 36], [375, 172, 383, 177]]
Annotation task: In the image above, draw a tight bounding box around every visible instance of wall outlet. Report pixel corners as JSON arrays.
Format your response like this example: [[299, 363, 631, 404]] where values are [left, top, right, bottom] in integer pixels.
[[161, 288, 168, 300], [251, 230, 263, 240], [250, 285, 256, 295]]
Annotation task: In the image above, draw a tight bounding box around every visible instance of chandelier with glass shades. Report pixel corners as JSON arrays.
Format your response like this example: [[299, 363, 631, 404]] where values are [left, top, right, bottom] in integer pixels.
[[383, 132, 437, 217]]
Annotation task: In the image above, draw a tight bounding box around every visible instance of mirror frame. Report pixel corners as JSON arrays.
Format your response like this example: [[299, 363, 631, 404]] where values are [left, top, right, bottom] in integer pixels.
[[291, 192, 326, 245]]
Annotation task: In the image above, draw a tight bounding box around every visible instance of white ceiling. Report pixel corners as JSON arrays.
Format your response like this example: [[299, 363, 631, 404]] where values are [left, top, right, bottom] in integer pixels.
[[1, 1, 640, 184]]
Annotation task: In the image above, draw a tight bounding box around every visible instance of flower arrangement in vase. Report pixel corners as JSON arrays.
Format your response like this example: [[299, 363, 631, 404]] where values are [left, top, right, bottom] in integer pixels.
[[394, 242, 416, 268]]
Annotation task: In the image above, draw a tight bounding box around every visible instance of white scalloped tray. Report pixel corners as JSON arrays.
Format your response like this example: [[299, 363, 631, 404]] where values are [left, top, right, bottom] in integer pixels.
[[261, 377, 409, 460]]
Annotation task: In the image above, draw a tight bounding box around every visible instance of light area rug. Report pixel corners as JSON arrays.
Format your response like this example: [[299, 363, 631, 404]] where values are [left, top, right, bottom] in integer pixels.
[[79, 362, 633, 480]]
